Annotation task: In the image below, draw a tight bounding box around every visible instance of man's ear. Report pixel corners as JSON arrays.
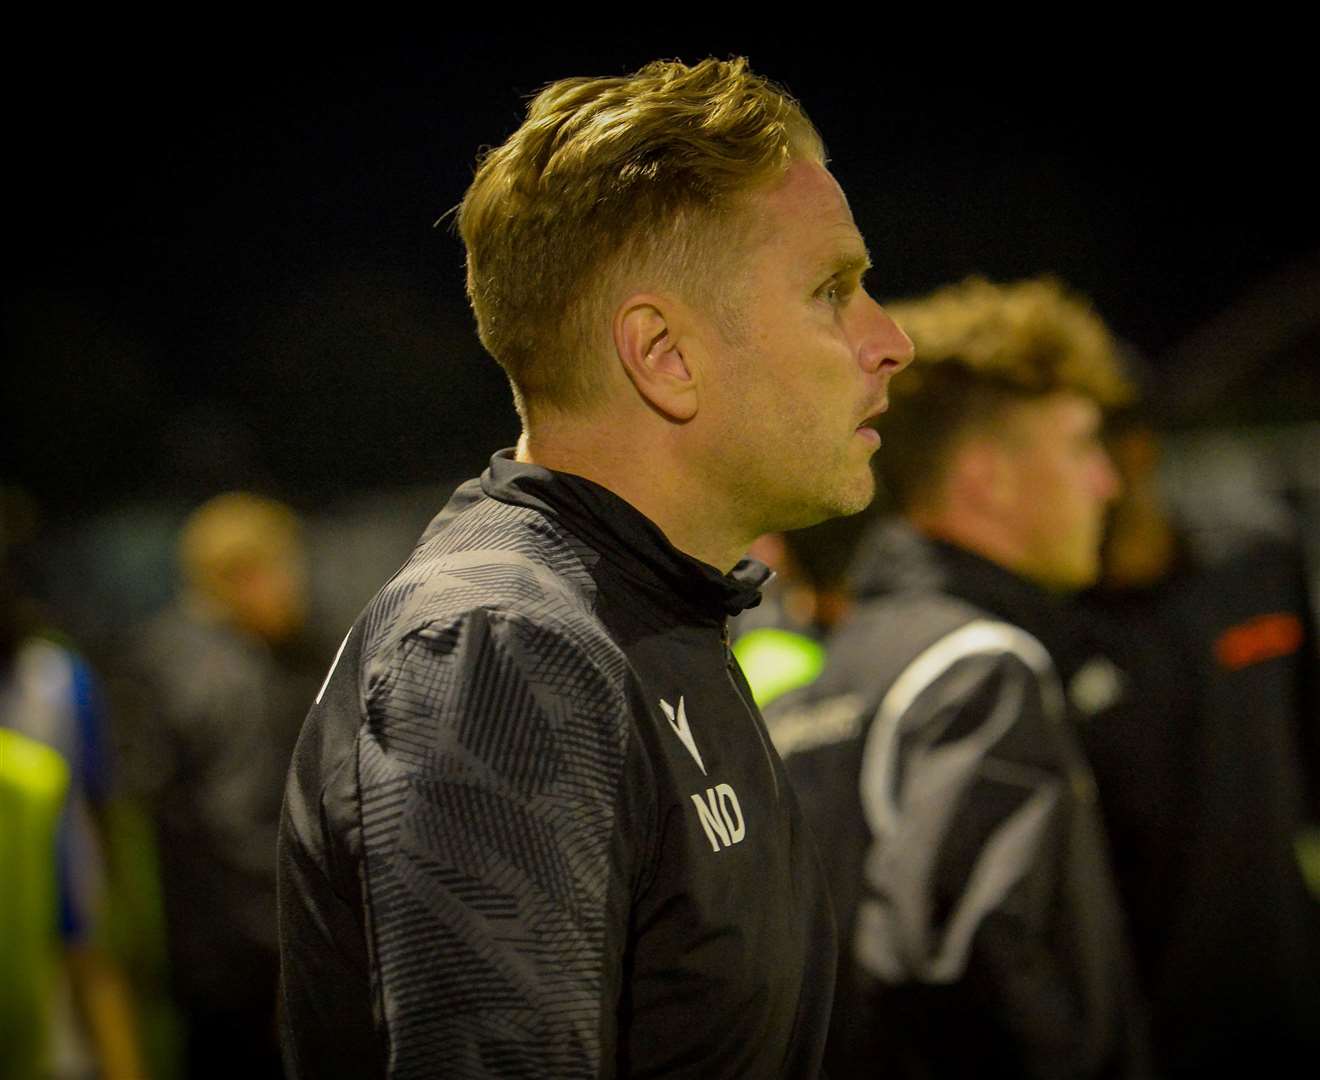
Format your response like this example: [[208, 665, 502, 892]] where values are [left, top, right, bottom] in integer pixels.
[[613, 295, 698, 422], [951, 436, 1015, 514]]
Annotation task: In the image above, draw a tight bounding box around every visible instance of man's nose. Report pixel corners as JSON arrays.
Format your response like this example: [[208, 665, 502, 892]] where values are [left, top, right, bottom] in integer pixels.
[[857, 297, 915, 375]]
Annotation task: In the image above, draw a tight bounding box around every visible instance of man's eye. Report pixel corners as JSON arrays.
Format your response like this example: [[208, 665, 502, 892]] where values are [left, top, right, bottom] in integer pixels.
[[818, 278, 846, 304]]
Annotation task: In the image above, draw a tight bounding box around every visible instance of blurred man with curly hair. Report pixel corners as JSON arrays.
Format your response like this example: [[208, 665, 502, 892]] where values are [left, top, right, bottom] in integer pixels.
[[767, 277, 1151, 1079]]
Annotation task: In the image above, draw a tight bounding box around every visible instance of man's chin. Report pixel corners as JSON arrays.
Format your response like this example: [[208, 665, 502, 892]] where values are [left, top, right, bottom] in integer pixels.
[[757, 468, 876, 534], [1052, 556, 1103, 594], [803, 480, 876, 529]]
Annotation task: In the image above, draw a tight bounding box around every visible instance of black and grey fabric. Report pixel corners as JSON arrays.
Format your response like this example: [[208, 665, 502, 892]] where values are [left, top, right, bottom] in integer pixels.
[[277, 451, 837, 1079], [1080, 524, 1320, 1077], [766, 520, 1149, 1080]]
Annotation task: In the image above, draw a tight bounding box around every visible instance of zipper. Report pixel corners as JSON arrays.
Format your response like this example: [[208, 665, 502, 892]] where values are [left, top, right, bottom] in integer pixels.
[[723, 620, 780, 801]]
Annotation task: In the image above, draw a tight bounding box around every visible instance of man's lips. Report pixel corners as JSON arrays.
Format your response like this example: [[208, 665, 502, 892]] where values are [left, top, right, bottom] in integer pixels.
[[856, 400, 889, 431]]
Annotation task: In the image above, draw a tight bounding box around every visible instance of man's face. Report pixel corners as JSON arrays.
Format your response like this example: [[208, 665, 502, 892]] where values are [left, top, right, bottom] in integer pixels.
[[697, 159, 913, 534], [228, 546, 308, 643], [994, 390, 1121, 591]]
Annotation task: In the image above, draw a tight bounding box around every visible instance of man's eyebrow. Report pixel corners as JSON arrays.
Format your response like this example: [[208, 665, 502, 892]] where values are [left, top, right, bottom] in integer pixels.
[[825, 250, 873, 278]]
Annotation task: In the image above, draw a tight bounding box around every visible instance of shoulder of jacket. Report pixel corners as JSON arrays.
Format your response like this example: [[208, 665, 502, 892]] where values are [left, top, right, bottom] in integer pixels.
[[891, 615, 1054, 696], [770, 602, 1055, 760], [360, 500, 606, 662]]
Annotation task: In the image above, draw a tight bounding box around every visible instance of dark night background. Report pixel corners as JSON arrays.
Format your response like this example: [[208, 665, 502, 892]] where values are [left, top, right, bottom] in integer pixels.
[[5, 40, 1317, 1080], [7, 39, 1318, 530]]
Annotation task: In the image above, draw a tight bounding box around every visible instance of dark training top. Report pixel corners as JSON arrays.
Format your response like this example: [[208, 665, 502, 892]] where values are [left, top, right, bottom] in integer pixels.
[[767, 521, 1149, 1079], [1080, 523, 1320, 1075], [277, 452, 837, 1079]]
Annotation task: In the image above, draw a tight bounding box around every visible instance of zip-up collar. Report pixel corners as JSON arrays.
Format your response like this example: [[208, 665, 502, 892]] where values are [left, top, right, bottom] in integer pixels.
[[479, 449, 769, 620], [851, 518, 1086, 673]]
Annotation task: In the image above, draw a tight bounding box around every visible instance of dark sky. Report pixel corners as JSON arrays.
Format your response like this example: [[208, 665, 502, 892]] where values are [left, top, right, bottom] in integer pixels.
[[7, 40, 1316, 519]]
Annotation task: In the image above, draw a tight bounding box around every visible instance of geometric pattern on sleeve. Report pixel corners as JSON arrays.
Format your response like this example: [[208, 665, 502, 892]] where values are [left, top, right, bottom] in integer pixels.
[[356, 501, 633, 1078]]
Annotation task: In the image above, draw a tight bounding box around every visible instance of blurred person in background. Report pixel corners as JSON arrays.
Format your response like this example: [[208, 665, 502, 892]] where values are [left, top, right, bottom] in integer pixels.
[[278, 56, 912, 1078], [1077, 404, 1320, 1075], [2, 494, 146, 1080], [125, 491, 316, 1078], [766, 277, 1150, 1078]]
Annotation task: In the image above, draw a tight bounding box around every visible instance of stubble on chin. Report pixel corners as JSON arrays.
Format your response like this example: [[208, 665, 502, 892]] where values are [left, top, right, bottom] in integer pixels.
[[779, 458, 877, 533], [831, 467, 878, 521]]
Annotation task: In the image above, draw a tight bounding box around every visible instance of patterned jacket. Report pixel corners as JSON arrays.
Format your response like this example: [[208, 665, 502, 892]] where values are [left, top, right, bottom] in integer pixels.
[[278, 451, 836, 1079]]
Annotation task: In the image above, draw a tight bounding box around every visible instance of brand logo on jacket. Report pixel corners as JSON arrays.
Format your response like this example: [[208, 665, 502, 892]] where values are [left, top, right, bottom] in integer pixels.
[[661, 696, 748, 852], [1068, 655, 1127, 717], [659, 695, 706, 774]]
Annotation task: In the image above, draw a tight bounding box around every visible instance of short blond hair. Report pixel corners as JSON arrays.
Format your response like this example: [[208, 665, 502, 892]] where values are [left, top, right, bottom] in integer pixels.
[[879, 277, 1134, 509], [457, 57, 824, 420], [179, 492, 301, 599]]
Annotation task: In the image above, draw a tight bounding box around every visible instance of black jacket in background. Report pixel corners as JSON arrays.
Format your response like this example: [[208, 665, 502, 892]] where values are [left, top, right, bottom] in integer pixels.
[[277, 451, 837, 1079], [766, 520, 1150, 1080], [1080, 525, 1320, 1077]]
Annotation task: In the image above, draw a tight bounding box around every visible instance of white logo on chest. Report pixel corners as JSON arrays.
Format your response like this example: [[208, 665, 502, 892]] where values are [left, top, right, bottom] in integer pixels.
[[659, 695, 706, 774], [1069, 656, 1127, 717]]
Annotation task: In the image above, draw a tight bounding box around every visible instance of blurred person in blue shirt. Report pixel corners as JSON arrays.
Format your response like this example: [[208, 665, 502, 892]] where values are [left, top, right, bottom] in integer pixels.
[[1, 535, 146, 1080]]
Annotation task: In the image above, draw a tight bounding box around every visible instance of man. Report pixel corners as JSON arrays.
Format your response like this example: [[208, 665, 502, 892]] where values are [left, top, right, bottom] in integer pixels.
[[1080, 408, 1320, 1076], [277, 57, 912, 1078], [2, 570, 146, 1080], [129, 491, 314, 1078], [767, 277, 1150, 1078]]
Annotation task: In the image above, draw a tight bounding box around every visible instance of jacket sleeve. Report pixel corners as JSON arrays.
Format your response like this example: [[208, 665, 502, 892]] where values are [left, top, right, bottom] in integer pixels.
[[853, 621, 1095, 1076], [357, 606, 644, 1079]]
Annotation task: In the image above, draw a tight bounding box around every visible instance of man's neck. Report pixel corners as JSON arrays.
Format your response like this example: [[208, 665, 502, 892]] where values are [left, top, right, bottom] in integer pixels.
[[516, 425, 753, 574], [906, 511, 1071, 597]]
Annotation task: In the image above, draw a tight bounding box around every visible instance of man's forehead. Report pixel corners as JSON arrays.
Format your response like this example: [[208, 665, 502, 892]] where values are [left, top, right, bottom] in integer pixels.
[[1011, 390, 1105, 438], [756, 159, 868, 262], [768, 159, 856, 221]]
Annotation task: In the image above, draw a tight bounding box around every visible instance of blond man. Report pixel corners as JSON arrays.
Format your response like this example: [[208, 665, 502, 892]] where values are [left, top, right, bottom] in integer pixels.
[[767, 278, 1152, 1078], [132, 492, 311, 1076], [278, 58, 911, 1078]]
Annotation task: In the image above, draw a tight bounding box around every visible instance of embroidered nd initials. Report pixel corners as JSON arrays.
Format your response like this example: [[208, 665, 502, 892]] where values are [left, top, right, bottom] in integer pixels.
[[691, 784, 746, 852]]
